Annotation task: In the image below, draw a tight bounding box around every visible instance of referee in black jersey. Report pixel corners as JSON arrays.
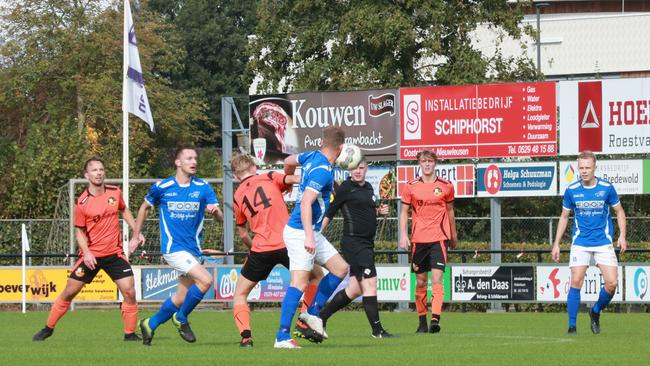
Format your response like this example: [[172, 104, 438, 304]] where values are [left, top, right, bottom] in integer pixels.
[[318, 157, 393, 338]]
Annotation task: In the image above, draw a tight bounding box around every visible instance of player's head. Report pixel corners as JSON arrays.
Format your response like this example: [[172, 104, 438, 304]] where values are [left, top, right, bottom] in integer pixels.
[[83, 156, 105, 187], [577, 150, 597, 184], [174, 144, 198, 176], [322, 126, 345, 156], [230, 153, 257, 181], [416, 150, 437, 177], [350, 156, 368, 183]]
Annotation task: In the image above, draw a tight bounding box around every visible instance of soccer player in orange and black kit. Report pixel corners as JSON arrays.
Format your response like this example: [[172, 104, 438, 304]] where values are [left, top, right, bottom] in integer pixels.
[[32, 157, 145, 341], [230, 154, 322, 347], [399, 150, 457, 334]]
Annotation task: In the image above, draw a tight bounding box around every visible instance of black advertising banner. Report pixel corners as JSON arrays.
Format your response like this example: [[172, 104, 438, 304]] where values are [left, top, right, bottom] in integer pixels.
[[249, 89, 398, 163], [452, 266, 534, 301]]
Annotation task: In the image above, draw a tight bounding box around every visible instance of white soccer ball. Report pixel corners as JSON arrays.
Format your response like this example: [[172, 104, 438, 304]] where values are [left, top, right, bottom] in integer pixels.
[[335, 144, 363, 170]]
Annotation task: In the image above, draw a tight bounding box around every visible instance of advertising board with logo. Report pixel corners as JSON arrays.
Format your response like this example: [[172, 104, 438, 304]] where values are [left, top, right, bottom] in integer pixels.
[[215, 266, 290, 301], [400, 82, 556, 159], [0, 268, 117, 302], [559, 78, 650, 155], [249, 89, 398, 164], [396, 164, 475, 198], [624, 266, 650, 302], [476, 162, 557, 197], [536, 266, 623, 302], [141, 267, 217, 301], [452, 266, 534, 301], [559, 160, 650, 195]]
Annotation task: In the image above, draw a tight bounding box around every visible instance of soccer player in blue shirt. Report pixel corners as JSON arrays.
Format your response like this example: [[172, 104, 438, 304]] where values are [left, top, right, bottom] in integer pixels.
[[274, 127, 350, 349], [131, 145, 223, 345], [552, 151, 627, 335]]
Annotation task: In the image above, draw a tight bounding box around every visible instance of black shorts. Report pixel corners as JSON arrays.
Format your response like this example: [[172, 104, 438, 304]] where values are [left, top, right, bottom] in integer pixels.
[[341, 238, 377, 280], [411, 241, 449, 273], [70, 254, 133, 283], [240, 248, 290, 283]]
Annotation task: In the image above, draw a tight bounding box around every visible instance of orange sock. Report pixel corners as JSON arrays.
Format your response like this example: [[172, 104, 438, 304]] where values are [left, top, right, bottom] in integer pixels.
[[233, 303, 251, 336], [121, 302, 139, 334], [46, 298, 71, 329], [431, 283, 444, 321], [301, 283, 318, 313], [415, 286, 428, 315]]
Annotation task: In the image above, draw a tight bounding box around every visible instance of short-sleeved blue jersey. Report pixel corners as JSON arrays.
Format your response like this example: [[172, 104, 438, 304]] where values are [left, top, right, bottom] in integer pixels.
[[562, 177, 620, 247], [145, 176, 218, 256], [287, 151, 334, 231]]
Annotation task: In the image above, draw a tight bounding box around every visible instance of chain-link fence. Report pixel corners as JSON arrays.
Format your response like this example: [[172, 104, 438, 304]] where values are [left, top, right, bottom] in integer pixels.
[[2, 178, 649, 265]]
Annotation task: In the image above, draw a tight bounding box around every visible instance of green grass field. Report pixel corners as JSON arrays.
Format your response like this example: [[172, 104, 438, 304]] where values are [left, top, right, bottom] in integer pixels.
[[3, 309, 650, 365]]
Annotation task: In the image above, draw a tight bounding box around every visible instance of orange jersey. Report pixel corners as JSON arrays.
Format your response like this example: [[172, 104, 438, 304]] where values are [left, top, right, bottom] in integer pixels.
[[73, 185, 125, 257], [401, 177, 455, 243], [234, 172, 291, 252]]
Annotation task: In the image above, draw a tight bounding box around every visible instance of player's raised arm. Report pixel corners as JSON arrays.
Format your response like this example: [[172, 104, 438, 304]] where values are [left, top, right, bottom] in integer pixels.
[[552, 208, 571, 262], [207, 204, 224, 222], [446, 202, 457, 249], [284, 154, 299, 175], [399, 202, 410, 251], [131, 200, 151, 243], [300, 189, 318, 254], [75, 227, 96, 270], [236, 224, 253, 250], [612, 203, 627, 253]]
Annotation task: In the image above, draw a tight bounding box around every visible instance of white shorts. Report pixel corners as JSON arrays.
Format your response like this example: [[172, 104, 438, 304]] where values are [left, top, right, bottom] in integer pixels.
[[163, 251, 201, 275], [569, 244, 618, 267], [283, 225, 339, 271]]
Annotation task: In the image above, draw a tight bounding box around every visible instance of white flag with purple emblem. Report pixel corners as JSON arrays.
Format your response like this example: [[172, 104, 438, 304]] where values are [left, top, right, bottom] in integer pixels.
[[122, 0, 154, 132]]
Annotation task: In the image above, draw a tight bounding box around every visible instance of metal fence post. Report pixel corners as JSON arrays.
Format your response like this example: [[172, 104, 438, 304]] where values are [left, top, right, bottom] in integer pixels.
[[490, 198, 503, 311]]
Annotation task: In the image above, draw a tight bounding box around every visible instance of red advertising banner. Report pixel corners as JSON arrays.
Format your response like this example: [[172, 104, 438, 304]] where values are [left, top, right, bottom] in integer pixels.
[[399, 82, 557, 159]]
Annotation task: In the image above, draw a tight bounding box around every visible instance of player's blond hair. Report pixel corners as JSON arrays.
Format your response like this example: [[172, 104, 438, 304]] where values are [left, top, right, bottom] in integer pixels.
[[230, 153, 256, 175], [416, 150, 437, 162], [322, 127, 345, 149], [578, 150, 596, 163]]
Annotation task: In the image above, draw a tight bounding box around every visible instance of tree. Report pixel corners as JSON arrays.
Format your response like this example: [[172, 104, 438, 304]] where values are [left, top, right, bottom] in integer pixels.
[[248, 0, 541, 93], [147, 0, 259, 145], [0, 0, 209, 217]]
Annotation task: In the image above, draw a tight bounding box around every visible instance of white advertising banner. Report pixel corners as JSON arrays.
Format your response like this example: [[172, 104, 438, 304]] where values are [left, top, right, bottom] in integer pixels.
[[559, 78, 650, 155], [558, 160, 644, 195], [624, 266, 650, 302], [536, 266, 623, 302], [376, 266, 410, 301]]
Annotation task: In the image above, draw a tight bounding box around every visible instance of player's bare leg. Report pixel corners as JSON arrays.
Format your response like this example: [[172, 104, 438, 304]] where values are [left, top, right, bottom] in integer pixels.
[[233, 275, 258, 347], [414, 272, 429, 333], [590, 264, 618, 334], [32, 278, 85, 341], [567, 266, 587, 334], [429, 268, 444, 333], [115, 276, 140, 341], [172, 265, 213, 343]]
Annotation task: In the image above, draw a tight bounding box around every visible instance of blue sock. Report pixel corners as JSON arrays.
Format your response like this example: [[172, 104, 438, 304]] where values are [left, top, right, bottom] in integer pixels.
[[149, 297, 179, 331], [175, 284, 206, 324], [567, 287, 581, 327], [276, 286, 303, 341], [307, 273, 343, 316], [593, 287, 614, 314]]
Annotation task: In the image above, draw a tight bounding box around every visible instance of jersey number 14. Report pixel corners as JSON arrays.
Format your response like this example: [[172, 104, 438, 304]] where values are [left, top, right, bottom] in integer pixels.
[[242, 187, 272, 217]]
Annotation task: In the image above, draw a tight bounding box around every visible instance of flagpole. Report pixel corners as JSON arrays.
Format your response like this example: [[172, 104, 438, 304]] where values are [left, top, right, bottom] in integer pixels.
[[21, 224, 30, 314], [122, 0, 130, 256]]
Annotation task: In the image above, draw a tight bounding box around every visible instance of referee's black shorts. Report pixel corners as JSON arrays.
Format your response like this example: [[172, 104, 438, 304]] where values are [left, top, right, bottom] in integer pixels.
[[341, 237, 376, 280]]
